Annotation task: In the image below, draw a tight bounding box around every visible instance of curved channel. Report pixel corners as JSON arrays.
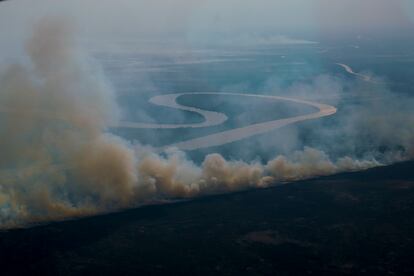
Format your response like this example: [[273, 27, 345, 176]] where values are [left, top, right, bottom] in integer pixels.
[[116, 92, 337, 151]]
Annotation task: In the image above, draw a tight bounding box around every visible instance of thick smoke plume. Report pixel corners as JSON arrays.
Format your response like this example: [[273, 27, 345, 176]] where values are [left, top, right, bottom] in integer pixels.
[[0, 19, 411, 228]]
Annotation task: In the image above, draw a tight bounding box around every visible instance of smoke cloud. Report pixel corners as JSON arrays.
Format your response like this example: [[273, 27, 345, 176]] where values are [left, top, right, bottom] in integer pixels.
[[0, 18, 412, 229]]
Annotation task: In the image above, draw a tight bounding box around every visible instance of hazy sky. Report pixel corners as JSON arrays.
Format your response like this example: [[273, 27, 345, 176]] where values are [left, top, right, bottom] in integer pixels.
[[1, 0, 414, 44]]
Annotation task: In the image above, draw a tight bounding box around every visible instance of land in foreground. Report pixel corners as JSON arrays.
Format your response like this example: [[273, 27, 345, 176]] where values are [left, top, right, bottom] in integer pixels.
[[1, 161, 414, 275]]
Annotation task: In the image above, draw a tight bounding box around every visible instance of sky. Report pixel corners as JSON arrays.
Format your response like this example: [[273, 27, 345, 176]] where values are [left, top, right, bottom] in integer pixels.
[[1, 0, 414, 38], [1, 0, 414, 55]]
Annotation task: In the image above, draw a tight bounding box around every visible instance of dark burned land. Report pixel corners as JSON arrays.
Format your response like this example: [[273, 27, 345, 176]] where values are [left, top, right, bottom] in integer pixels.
[[1, 161, 414, 275]]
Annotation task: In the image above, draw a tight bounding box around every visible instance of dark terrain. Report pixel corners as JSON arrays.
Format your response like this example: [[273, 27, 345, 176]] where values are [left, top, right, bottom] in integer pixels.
[[1, 161, 414, 275]]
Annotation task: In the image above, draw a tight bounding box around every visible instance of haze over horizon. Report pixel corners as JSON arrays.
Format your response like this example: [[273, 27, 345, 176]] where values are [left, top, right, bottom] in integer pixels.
[[1, 1, 414, 41]]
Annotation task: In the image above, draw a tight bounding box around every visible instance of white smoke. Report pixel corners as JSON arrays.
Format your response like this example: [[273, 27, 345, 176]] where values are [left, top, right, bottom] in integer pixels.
[[0, 18, 409, 229]]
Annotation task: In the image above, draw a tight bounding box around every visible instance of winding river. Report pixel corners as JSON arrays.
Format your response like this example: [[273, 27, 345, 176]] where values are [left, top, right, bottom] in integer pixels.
[[117, 92, 337, 151]]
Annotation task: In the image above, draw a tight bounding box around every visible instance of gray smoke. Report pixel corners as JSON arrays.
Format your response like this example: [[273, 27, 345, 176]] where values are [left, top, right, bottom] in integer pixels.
[[0, 18, 412, 229]]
